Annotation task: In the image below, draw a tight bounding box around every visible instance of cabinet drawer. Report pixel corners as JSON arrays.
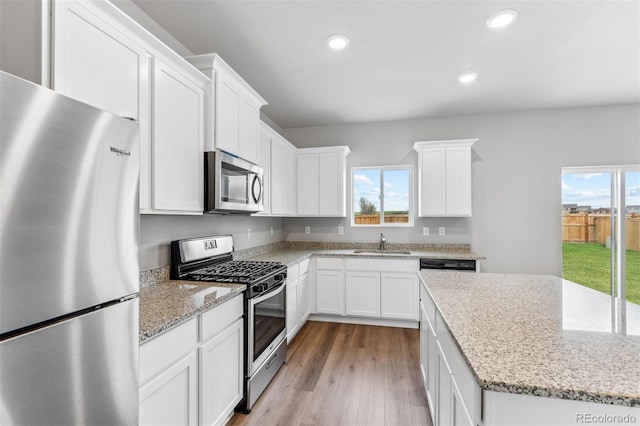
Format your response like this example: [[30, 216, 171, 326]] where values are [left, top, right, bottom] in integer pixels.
[[436, 311, 478, 419], [299, 258, 311, 275], [346, 258, 417, 272], [200, 295, 243, 342], [287, 263, 299, 280], [316, 257, 343, 270], [140, 318, 198, 385]]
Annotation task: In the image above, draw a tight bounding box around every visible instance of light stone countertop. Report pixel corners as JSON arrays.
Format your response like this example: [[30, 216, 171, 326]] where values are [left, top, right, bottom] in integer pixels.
[[419, 270, 640, 407], [240, 247, 484, 265], [139, 280, 245, 343], [137, 243, 483, 343]]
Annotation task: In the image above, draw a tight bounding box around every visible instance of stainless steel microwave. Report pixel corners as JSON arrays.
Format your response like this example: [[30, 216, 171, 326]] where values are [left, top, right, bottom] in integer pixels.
[[204, 150, 264, 214]]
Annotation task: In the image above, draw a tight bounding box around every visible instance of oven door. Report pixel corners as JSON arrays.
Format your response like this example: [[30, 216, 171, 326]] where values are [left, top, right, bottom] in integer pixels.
[[247, 282, 286, 376]]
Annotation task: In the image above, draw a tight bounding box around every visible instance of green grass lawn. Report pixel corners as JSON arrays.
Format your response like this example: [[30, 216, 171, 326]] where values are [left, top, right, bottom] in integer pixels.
[[562, 243, 640, 305]]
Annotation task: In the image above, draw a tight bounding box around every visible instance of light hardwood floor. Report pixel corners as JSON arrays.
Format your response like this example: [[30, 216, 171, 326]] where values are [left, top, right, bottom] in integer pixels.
[[229, 321, 433, 426]]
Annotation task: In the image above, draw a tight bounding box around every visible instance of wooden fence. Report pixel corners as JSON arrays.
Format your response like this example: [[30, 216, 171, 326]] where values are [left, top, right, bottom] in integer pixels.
[[354, 214, 409, 225], [562, 213, 640, 251]]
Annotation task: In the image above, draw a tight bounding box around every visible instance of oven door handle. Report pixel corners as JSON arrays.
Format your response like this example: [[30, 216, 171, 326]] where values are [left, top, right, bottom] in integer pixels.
[[251, 281, 286, 304]]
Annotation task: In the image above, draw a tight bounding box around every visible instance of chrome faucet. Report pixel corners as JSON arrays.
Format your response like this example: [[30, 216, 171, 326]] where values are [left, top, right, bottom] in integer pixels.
[[379, 233, 386, 251]]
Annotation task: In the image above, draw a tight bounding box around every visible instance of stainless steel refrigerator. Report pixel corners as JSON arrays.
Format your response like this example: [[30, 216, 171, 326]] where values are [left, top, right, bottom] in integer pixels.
[[0, 71, 140, 425]]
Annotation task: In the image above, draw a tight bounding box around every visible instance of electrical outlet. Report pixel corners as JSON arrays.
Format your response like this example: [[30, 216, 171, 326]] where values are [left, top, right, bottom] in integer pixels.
[[246, 228, 251, 239], [439, 227, 445, 236], [270, 226, 274, 236], [304, 226, 310, 235], [338, 226, 344, 235], [423, 227, 429, 236]]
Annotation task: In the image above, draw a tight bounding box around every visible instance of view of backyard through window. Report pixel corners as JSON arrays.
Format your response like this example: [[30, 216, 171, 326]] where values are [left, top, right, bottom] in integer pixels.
[[352, 166, 412, 226], [562, 169, 640, 306]]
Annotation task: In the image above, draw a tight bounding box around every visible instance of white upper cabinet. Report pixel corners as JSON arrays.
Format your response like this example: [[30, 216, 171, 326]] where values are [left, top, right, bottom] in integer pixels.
[[255, 123, 273, 215], [185, 54, 267, 165], [52, 0, 210, 215], [52, 0, 147, 121], [270, 131, 298, 216], [150, 58, 204, 213], [413, 139, 477, 217], [296, 146, 350, 217]]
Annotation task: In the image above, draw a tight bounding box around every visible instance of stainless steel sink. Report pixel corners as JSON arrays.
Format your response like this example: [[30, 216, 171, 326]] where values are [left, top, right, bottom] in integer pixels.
[[353, 250, 411, 255]]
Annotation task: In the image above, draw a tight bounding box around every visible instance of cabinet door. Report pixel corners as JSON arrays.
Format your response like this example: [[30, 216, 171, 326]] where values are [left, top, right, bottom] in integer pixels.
[[445, 146, 472, 216], [271, 136, 297, 216], [318, 152, 344, 216], [238, 98, 259, 164], [436, 341, 453, 426], [216, 77, 240, 155], [151, 58, 204, 212], [284, 145, 298, 215], [345, 272, 380, 317], [419, 302, 434, 420], [316, 270, 344, 315], [286, 279, 299, 342], [380, 272, 418, 320], [427, 321, 438, 422], [52, 0, 147, 120], [297, 154, 319, 215], [298, 272, 310, 325], [420, 148, 446, 216], [256, 127, 272, 215], [140, 351, 198, 426], [451, 376, 475, 426], [200, 318, 243, 426]]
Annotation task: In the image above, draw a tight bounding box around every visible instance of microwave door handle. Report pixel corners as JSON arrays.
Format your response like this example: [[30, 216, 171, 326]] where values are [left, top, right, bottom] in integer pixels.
[[251, 175, 263, 203]]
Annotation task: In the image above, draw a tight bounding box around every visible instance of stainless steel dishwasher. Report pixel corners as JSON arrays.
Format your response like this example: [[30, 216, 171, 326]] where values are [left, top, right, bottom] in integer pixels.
[[419, 258, 478, 272]]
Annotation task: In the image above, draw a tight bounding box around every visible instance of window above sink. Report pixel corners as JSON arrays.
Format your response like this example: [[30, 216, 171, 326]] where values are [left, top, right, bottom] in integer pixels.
[[351, 165, 414, 227]]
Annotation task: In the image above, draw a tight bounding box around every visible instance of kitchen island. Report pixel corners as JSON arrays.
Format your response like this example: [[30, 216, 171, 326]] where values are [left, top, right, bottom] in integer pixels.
[[418, 270, 640, 426]]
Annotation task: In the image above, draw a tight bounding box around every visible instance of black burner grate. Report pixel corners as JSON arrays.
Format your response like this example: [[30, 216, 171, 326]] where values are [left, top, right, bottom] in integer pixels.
[[187, 260, 284, 284]]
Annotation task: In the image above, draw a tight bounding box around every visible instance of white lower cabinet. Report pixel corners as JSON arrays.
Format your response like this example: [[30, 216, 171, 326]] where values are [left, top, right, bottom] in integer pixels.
[[315, 258, 345, 315], [345, 271, 380, 317], [140, 351, 198, 426], [286, 277, 299, 341], [381, 272, 419, 320], [140, 295, 243, 426], [314, 257, 418, 325], [343, 258, 418, 322], [286, 258, 311, 342], [298, 270, 311, 324], [420, 281, 479, 426], [436, 341, 453, 426], [200, 318, 243, 426]]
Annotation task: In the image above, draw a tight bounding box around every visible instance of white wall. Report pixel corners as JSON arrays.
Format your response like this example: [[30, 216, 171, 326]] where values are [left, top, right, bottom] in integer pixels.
[[283, 104, 640, 275], [0, 0, 44, 84]]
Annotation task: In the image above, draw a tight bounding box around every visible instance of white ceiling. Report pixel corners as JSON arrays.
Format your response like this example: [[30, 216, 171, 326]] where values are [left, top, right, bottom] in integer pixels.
[[129, 0, 640, 129]]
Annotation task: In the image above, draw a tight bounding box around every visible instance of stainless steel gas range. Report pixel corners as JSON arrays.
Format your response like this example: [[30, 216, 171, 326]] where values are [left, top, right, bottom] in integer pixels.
[[171, 235, 287, 413]]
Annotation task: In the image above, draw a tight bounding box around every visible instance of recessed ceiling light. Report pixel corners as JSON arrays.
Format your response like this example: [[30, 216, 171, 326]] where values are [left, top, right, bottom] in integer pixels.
[[486, 9, 518, 29], [327, 34, 350, 50], [458, 73, 478, 84]]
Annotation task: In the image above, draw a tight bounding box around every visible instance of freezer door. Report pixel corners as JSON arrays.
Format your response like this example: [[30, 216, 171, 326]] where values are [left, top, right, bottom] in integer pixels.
[[0, 298, 139, 425], [0, 72, 139, 334]]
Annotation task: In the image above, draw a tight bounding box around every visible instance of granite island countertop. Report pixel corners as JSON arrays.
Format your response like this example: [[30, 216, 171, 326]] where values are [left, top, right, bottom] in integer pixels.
[[419, 270, 640, 407], [139, 280, 245, 343]]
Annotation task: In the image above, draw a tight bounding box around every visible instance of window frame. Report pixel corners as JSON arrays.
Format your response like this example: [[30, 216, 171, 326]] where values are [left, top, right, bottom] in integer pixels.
[[351, 164, 414, 227]]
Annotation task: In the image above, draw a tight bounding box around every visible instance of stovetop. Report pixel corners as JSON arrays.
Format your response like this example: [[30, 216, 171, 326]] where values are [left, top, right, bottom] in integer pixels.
[[185, 260, 286, 284], [170, 236, 287, 296]]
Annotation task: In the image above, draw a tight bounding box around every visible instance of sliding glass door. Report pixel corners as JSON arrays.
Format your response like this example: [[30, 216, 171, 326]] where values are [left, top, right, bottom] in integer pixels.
[[562, 166, 639, 335]]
